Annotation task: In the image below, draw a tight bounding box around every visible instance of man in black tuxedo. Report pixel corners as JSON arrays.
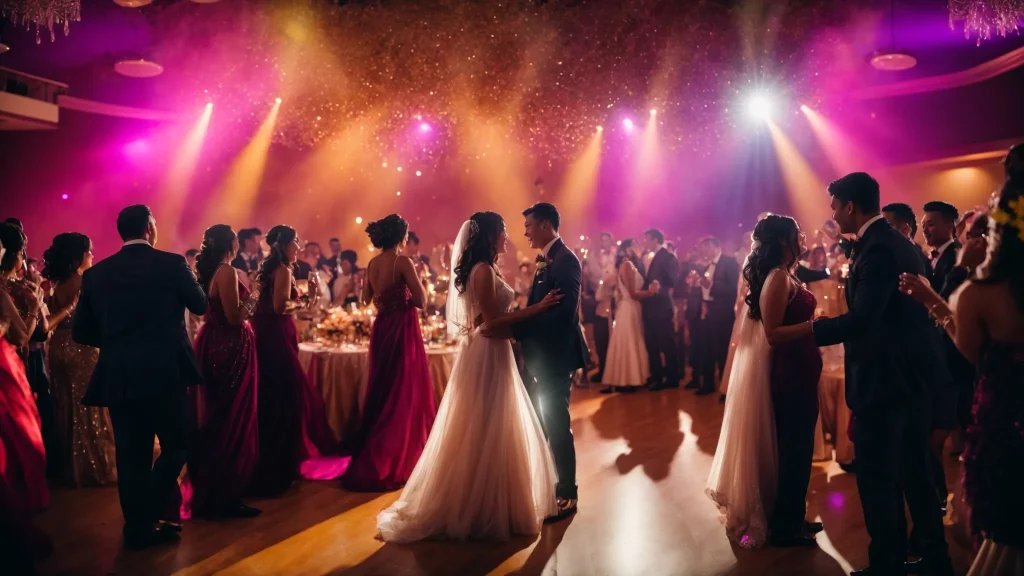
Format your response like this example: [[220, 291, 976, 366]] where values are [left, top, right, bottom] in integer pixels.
[[73, 205, 208, 550], [508, 203, 589, 520], [692, 237, 739, 395], [807, 174, 953, 576], [230, 228, 263, 281], [641, 229, 681, 390], [920, 201, 975, 516], [883, 202, 934, 278]]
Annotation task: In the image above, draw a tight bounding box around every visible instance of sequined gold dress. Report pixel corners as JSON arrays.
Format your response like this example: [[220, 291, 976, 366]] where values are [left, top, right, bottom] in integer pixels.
[[49, 315, 117, 486]]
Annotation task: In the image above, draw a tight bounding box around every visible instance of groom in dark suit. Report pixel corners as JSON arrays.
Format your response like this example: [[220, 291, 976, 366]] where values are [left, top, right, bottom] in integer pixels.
[[508, 202, 589, 520], [640, 229, 681, 390], [73, 205, 208, 550], [801, 174, 954, 576]]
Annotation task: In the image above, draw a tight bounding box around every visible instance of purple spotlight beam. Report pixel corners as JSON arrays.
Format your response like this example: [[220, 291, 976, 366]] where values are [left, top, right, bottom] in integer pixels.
[[419, 122, 432, 133], [623, 118, 634, 131]]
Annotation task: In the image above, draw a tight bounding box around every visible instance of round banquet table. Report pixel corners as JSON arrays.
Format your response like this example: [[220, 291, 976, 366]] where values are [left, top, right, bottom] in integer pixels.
[[297, 342, 458, 444]]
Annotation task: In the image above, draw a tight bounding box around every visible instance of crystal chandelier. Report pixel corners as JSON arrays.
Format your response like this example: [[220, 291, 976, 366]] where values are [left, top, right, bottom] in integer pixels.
[[949, 0, 1024, 44], [1, 0, 81, 43]]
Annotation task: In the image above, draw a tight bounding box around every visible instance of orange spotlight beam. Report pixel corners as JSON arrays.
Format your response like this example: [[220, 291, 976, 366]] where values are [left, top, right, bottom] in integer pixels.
[[208, 100, 281, 229], [159, 104, 212, 251], [800, 105, 878, 176], [555, 128, 604, 223], [766, 120, 831, 229]]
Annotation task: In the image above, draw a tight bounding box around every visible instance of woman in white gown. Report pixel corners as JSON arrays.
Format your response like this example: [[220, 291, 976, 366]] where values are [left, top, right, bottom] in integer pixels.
[[377, 212, 560, 543], [600, 239, 656, 393]]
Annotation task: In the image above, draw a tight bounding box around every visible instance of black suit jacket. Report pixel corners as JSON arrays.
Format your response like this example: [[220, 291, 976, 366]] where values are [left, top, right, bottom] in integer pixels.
[[511, 238, 589, 377], [641, 247, 678, 315], [813, 219, 949, 413], [707, 254, 740, 319], [231, 252, 262, 275], [74, 243, 208, 407], [927, 241, 975, 384]]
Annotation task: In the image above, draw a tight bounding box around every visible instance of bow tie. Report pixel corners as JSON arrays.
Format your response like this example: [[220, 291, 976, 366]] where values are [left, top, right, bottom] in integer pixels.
[[841, 238, 858, 259]]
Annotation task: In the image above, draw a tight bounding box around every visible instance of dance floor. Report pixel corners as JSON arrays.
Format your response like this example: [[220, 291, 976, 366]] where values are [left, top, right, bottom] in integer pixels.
[[37, 379, 975, 576]]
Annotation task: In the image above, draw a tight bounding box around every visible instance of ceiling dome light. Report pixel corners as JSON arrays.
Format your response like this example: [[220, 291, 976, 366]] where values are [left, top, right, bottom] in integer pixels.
[[113, 0, 153, 7], [114, 59, 164, 78], [870, 50, 917, 72]]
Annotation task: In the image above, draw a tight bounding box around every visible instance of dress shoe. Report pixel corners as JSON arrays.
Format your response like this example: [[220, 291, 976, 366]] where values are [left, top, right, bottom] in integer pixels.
[[719, 394, 726, 403], [589, 373, 603, 384], [123, 525, 180, 551], [599, 386, 616, 394], [620, 386, 639, 394], [684, 381, 700, 390], [695, 388, 716, 396], [804, 521, 824, 534], [768, 532, 817, 547], [158, 521, 183, 533], [839, 460, 857, 474]]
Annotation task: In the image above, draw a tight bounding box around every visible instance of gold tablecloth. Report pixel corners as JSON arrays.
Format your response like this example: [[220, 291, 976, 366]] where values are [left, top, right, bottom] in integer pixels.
[[297, 343, 457, 444]]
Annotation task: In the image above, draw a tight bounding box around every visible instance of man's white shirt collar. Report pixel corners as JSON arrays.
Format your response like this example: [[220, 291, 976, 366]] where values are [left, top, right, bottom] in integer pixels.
[[932, 239, 955, 261], [122, 239, 150, 247], [856, 214, 886, 239], [541, 236, 560, 259]]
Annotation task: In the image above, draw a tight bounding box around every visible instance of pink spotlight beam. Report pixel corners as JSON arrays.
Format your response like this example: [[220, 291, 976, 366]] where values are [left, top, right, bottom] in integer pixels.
[[418, 122, 432, 133], [623, 118, 634, 131]]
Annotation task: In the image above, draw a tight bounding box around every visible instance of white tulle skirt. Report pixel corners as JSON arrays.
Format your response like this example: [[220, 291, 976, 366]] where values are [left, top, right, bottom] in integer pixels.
[[602, 298, 649, 387], [968, 540, 1024, 576], [705, 303, 778, 548], [377, 330, 558, 543]]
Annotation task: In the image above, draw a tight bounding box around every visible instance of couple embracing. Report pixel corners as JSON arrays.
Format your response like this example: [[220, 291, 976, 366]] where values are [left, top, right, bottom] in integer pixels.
[[378, 202, 589, 543]]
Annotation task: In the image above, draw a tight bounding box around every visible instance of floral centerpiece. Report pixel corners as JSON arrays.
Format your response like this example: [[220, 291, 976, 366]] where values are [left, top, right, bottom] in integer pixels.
[[311, 303, 376, 346]]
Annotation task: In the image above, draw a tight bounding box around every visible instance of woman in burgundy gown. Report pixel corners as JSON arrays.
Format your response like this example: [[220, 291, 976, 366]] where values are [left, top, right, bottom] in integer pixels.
[[248, 225, 342, 497], [706, 215, 822, 548], [0, 231, 49, 571], [342, 214, 436, 492], [185, 225, 262, 518]]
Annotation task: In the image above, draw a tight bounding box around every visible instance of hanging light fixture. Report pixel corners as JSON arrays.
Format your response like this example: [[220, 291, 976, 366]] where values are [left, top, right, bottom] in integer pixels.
[[871, 0, 917, 71], [114, 58, 164, 78], [2, 0, 81, 43], [112, 0, 152, 7], [949, 0, 1024, 44]]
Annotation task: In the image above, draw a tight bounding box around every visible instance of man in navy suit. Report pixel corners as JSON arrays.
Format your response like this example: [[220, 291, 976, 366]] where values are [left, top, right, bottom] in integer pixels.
[[641, 229, 681, 390], [74, 205, 208, 550], [799, 174, 953, 576]]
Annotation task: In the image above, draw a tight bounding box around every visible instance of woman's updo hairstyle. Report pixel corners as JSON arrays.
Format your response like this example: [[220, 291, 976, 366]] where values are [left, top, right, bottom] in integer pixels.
[[258, 224, 298, 293], [195, 224, 237, 294], [365, 214, 409, 250], [41, 232, 92, 283]]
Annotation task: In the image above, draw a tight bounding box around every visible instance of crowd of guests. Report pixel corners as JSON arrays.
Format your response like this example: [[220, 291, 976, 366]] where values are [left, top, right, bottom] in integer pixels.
[[1, 146, 1022, 575]]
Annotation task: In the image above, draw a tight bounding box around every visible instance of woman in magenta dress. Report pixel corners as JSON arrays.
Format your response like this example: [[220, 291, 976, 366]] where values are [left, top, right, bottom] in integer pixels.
[[248, 225, 341, 497], [0, 230, 49, 571], [186, 225, 262, 517], [342, 214, 436, 492]]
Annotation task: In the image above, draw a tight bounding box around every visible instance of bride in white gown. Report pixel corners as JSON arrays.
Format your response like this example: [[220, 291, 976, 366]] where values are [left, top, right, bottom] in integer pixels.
[[377, 212, 560, 542]]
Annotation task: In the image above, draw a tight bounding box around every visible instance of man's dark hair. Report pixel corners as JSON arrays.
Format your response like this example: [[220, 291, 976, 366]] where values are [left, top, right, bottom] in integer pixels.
[[250, 228, 262, 236], [600, 232, 613, 240], [339, 249, 358, 266], [523, 202, 560, 231], [185, 248, 199, 258], [883, 202, 919, 238], [116, 205, 153, 241], [922, 200, 959, 223], [4, 218, 23, 229], [329, 237, 340, 244], [407, 231, 421, 245], [237, 228, 256, 244], [644, 229, 665, 244], [701, 236, 721, 248], [305, 241, 321, 249], [827, 172, 881, 214]]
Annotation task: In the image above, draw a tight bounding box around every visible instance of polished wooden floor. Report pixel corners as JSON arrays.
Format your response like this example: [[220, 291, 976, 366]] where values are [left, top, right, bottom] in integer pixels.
[[36, 381, 975, 576]]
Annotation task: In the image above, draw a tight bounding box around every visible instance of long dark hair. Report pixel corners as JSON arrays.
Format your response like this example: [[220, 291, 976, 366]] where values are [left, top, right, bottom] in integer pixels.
[[977, 180, 1024, 311], [41, 232, 91, 283], [0, 222, 26, 273], [454, 212, 505, 294], [195, 224, 237, 294], [743, 214, 799, 321], [258, 224, 297, 294], [615, 239, 643, 273]]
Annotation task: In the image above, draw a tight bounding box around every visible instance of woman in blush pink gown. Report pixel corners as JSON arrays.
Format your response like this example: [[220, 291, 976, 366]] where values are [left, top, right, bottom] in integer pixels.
[[184, 225, 261, 518], [342, 214, 437, 492], [248, 225, 343, 497], [0, 233, 49, 572]]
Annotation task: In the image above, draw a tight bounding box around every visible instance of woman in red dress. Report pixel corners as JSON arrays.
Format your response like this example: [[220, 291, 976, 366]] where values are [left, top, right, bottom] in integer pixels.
[[185, 225, 262, 518], [0, 226, 49, 572], [248, 225, 342, 497], [342, 214, 436, 492]]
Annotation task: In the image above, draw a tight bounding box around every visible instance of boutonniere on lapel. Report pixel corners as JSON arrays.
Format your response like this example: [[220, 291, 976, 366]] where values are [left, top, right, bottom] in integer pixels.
[[535, 254, 551, 280]]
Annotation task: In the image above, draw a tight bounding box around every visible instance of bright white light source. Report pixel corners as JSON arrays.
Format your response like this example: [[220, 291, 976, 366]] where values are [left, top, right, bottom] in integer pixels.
[[747, 94, 772, 120]]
